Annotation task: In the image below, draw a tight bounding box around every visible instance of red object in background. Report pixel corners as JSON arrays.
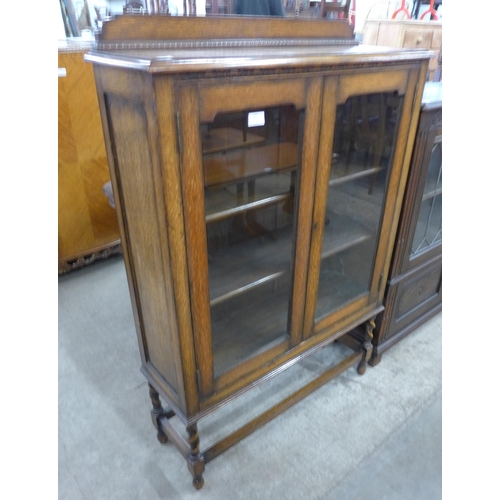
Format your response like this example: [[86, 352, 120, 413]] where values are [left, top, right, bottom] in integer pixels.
[[349, 0, 356, 31], [420, 0, 439, 20], [333, 0, 356, 30], [392, 0, 411, 19]]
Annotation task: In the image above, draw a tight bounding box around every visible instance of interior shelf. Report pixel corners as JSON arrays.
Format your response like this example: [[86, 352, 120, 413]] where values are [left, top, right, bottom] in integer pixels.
[[208, 224, 294, 306], [315, 270, 368, 320], [329, 163, 384, 188], [202, 127, 265, 154], [205, 191, 292, 224], [203, 142, 298, 187], [321, 213, 373, 259], [212, 269, 369, 376], [208, 212, 372, 306], [212, 287, 290, 377]]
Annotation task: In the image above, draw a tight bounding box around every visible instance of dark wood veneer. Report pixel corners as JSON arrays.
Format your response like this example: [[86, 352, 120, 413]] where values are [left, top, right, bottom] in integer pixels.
[[370, 82, 442, 366]]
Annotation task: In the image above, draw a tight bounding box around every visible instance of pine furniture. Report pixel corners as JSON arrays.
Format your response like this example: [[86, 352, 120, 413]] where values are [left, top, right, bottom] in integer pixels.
[[362, 19, 441, 81]]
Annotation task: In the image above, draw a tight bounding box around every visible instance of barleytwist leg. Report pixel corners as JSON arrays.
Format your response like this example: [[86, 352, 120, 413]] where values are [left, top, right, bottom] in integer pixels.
[[187, 424, 205, 489], [357, 317, 375, 375], [148, 383, 174, 444]]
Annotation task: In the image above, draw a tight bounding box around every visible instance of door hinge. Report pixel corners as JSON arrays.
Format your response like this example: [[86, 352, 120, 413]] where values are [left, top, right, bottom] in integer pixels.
[[378, 272, 384, 292], [176, 111, 183, 155], [411, 82, 420, 114], [196, 369, 201, 392]]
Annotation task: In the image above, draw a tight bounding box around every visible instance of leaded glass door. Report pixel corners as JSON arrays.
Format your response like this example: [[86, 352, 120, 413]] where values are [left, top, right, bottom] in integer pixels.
[[410, 138, 442, 259], [396, 96, 443, 273]]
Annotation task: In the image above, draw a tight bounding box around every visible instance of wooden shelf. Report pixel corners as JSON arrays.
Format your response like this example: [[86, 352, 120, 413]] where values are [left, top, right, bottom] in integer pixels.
[[212, 288, 290, 377], [208, 225, 294, 305], [202, 127, 265, 154], [203, 142, 298, 188], [321, 213, 373, 259], [316, 270, 367, 320], [212, 269, 369, 376], [329, 164, 385, 188], [206, 192, 292, 224], [208, 212, 372, 306]]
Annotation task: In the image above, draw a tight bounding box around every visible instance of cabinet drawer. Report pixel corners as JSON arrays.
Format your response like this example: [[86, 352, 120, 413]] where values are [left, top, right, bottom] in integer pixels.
[[397, 266, 440, 317], [403, 29, 433, 49], [384, 256, 442, 341]]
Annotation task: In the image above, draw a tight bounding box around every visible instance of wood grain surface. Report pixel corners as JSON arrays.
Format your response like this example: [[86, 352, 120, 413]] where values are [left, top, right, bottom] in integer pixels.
[[58, 50, 120, 268]]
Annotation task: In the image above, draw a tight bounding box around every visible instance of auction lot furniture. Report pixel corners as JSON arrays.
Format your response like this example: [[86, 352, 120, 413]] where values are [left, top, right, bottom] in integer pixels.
[[370, 81, 442, 365], [86, 15, 431, 488]]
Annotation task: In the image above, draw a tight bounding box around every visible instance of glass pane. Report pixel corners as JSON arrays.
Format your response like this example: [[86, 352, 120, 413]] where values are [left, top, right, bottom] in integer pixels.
[[202, 105, 302, 377], [315, 92, 403, 321], [411, 141, 442, 256]]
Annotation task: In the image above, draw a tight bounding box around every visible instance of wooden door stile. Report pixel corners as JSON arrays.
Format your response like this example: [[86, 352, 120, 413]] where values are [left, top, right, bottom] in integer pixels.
[[178, 85, 215, 398], [154, 76, 200, 415], [303, 74, 339, 338]]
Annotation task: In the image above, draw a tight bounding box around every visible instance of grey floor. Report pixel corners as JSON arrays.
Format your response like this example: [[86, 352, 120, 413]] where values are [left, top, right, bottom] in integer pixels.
[[59, 255, 442, 500]]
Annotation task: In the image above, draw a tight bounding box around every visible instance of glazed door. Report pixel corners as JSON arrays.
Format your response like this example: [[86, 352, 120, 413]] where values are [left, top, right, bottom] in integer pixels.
[[304, 69, 422, 338], [177, 77, 322, 396], [403, 123, 442, 272]]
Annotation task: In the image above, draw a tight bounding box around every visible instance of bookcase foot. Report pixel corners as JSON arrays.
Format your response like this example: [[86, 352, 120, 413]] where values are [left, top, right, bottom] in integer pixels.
[[149, 383, 175, 444], [187, 424, 205, 489], [357, 317, 375, 375]]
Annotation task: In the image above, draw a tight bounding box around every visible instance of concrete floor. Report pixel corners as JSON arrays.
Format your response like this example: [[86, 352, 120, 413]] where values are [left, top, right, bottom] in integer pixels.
[[58, 255, 442, 499]]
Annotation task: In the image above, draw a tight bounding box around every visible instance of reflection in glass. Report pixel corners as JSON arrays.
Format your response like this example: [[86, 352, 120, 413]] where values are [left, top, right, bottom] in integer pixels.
[[202, 106, 303, 376], [411, 141, 442, 256], [315, 92, 403, 320]]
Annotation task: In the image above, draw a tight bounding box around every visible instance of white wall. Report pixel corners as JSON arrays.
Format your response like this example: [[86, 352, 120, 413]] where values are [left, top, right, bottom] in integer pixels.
[[169, 0, 206, 15], [354, 0, 377, 34]]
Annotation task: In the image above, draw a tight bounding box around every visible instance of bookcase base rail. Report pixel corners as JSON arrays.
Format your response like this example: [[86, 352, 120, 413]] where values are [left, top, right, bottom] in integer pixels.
[[155, 348, 364, 489]]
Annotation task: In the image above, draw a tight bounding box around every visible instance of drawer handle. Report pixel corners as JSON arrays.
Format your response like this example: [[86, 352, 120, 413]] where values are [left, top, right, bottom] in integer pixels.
[[416, 36, 423, 44], [58, 68, 67, 77]]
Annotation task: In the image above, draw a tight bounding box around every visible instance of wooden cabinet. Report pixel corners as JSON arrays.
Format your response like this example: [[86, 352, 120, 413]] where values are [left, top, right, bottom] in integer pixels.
[[58, 42, 121, 274], [362, 20, 441, 81], [370, 81, 442, 365], [86, 15, 431, 489]]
